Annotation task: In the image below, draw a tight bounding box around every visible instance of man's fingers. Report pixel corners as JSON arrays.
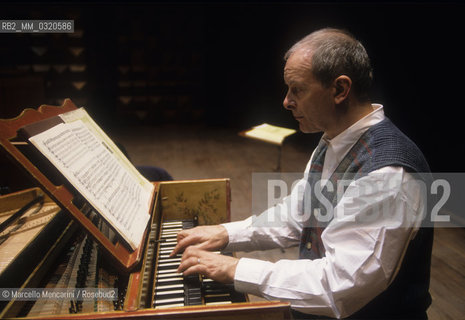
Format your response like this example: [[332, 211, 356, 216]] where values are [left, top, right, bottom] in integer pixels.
[[182, 264, 207, 277], [175, 247, 238, 283], [170, 233, 198, 257], [177, 255, 201, 273], [169, 242, 183, 257], [170, 238, 189, 257], [171, 237, 205, 257], [167, 230, 187, 257], [169, 225, 229, 257], [177, 256, 196, 272], [176, 229, 190, 242]]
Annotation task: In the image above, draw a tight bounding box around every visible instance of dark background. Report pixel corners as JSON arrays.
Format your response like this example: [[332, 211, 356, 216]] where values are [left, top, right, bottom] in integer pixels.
[[1, 1, 464, 174]]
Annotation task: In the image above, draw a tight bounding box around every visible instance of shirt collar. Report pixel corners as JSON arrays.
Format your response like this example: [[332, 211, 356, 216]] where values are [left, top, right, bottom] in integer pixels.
[[320, 104, 385, 179], [323, 104, 384, 145]]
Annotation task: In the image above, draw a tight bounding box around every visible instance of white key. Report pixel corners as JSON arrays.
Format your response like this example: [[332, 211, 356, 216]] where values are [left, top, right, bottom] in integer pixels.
[[157, 277, 183, 283], [158, 262, 180, 268], [162, 229, 181, 233], [154, 297, 184, 304], [155, 289, 184, 296], [159, 249, 175, 254], [161, 234, 180, 238], [159, 246, 176, 251], [157, 268, 179, 274], [160, 254, 181, 259], [161, 240, 178, 245], [161, 234, 178, 239], [157, 284, 184, 290], [160, 244, 177, 249], [155, 303, 185, 308], [205, 301, 232, 306], [158, 258, 181, 263], [157, 272, 182, 278], [162, 223, 183, 227], [161, 237, 179, 241]]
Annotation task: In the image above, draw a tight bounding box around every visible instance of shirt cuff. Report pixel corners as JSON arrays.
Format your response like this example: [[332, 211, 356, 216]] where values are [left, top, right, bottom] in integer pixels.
[[234, 257, 274, 296], [221, 217, 252, 251]]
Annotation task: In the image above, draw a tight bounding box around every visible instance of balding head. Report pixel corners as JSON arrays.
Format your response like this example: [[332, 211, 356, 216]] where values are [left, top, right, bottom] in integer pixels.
[[285, 28, 373, 101]]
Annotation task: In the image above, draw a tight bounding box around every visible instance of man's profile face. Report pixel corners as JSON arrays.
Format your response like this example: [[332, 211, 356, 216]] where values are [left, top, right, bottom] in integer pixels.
[[283, 50, 334, 134]]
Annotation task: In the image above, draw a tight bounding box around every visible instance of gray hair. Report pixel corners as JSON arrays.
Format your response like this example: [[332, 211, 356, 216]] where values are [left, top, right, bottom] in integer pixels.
[[285, 28, 373, 101]]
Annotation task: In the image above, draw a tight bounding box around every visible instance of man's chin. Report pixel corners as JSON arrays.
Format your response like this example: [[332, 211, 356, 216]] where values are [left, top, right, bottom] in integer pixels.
[[299, 124, 321, 134]]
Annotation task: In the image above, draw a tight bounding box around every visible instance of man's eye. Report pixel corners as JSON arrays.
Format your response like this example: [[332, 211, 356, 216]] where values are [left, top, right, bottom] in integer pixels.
[[291, 87, 301, 95]]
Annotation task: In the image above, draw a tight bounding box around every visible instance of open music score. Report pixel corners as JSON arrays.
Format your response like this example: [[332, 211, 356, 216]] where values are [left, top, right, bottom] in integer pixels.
[[242, 123, 296, 146], [239, 123, 296, 172], [23, 108, 153, 250]]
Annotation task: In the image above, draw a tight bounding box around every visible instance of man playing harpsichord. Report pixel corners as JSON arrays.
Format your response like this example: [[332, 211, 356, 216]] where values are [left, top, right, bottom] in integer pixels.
[[171, 28, 433, 319]]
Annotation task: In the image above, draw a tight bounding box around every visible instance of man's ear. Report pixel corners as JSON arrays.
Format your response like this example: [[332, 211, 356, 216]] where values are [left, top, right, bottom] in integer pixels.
[[333, 75, 352, 104]]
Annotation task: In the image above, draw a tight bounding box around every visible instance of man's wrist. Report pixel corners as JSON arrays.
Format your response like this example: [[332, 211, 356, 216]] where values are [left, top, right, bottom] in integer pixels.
[[217, 224, 229, 250], [221, 217, 253, 251]]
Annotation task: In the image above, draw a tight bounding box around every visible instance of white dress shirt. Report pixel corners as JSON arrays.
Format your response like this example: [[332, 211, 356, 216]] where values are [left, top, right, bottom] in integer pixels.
[[222, 105, 425, 318]]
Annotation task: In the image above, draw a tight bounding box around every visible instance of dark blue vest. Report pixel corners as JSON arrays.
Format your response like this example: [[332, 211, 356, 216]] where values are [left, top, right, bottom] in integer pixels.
[[297, 118, 433, 319]]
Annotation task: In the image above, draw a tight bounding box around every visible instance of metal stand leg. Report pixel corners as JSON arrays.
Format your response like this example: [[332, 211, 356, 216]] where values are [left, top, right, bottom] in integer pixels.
[[275, 145, 282, 172]]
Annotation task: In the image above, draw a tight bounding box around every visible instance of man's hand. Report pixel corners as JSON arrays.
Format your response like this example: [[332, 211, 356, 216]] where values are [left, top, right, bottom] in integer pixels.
[[169, 225, 229, 257], [177, 246, 238, 284]]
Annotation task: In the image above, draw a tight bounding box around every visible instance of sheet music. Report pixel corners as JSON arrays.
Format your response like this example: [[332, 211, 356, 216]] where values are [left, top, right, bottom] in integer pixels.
[[244, 123, 296, 145], [58, 108, 154, 196], [29, 120, 151, 250]]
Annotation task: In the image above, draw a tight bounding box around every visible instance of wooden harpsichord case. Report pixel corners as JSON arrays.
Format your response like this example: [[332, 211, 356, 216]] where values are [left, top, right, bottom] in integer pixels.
[[0, 99, 290, 319]]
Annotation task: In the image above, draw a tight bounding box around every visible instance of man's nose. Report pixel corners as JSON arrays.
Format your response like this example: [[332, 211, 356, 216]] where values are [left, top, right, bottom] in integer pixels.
[[283, 93, 294, 110]]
